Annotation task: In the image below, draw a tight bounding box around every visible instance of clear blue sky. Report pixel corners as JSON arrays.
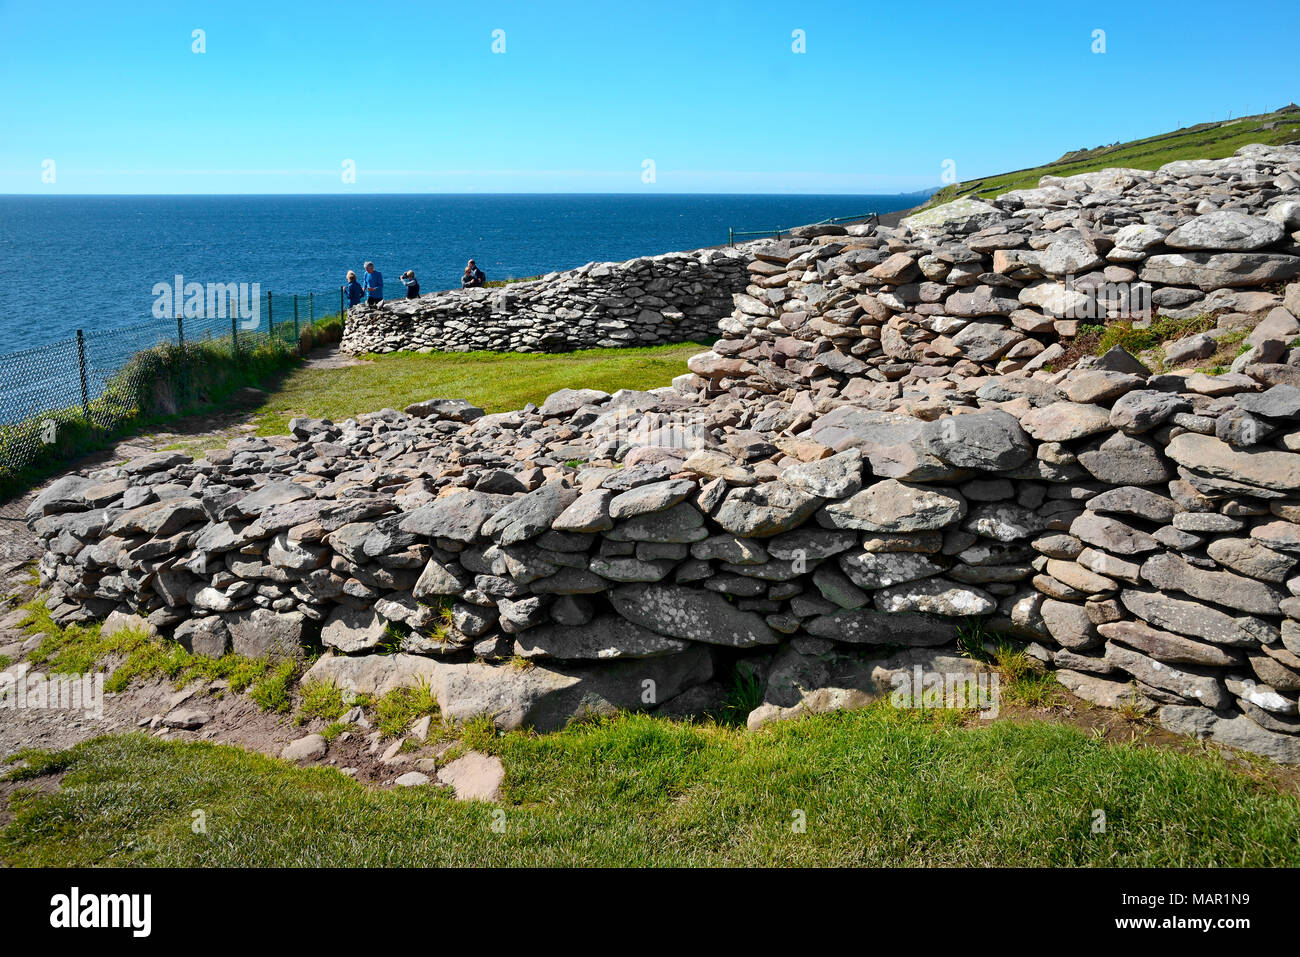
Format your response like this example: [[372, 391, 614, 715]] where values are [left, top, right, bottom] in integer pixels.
[[1, 0, 1296, 194]]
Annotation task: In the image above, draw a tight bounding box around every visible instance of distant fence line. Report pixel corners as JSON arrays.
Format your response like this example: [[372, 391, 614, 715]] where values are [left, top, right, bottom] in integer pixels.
[[0, 290, 344, 504]]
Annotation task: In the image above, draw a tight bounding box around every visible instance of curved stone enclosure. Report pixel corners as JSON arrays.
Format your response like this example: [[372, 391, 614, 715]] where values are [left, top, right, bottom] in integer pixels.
[[339, 248, 751, 355], [27, 142, 1300, 760]]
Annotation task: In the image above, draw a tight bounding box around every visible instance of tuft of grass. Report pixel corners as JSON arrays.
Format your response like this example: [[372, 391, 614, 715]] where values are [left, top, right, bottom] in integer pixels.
[[298, 679, 347, 723], [320, 722, 351, 744], [719, 667, 764, 727], [1094, 314, 1216, 359], [374, 682, 439, 738], [249, 660, 298, 714]]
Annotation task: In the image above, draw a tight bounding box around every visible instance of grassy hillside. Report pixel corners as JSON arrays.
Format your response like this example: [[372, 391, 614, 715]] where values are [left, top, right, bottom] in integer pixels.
[[923, 104, 1300, 209]]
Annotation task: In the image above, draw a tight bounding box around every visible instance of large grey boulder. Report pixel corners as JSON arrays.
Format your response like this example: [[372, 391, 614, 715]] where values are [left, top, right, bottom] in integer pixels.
[[481, 482, 579, 545], [713, 482, 822, 537], [820, 479, 966, 532], [224, 608, 308, 659], [321, 606, 387, 654], [303, 646, 713, 732], [920, 410, 1033, 471], [1165, 211, 1286, 252], [1141, 252, 1300, 290], [610, 582, 778, 647], [513, 616, 690, 659]]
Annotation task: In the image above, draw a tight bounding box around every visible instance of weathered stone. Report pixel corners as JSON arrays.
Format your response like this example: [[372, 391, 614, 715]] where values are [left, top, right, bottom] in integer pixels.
[[481, 482, 579, 545], [437, 751, 504, 801], [514, 616, 689, 659], [805, 608, 959, 646], [713, 482, 822, 537], [610, 583, 778, 647], [1121, 588, 1274, 647], [1020, 402, 1112, 443], [1040, 599, 1100, 650], [1098, 620, 1242, 667], [821, 480, 966, 533], [1140, 552, 1285, 615], [1104, 643, 1230, 709], [1165, 432, 1300, 492], [781, 449, 864, 498], [321, 606, 387, 654]]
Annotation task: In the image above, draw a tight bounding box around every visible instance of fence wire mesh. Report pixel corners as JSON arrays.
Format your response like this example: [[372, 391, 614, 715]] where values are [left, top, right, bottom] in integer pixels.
[[0, 289, 345, 518]]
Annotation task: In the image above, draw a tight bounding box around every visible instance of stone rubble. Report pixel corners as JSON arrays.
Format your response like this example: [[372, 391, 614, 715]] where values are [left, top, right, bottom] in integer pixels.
[[25, 142, 1300, 763]]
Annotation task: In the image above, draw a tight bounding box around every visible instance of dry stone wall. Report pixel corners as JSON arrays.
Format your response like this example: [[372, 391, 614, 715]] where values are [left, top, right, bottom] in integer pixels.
[[26, 142, 1300, 761], [339, 248, 750, 355]]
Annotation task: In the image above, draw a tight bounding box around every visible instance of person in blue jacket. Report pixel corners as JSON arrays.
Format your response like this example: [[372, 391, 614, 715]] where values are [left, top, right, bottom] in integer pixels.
[[342, 270, 364, 308], [362, 261, 383, 305]]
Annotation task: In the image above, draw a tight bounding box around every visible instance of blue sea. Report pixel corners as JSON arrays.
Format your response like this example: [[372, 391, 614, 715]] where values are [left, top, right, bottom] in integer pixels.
[[0, 193, 920, 358]]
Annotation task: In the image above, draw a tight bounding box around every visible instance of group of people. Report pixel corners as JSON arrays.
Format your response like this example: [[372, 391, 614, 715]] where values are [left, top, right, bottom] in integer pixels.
[[342, 259, 487, 308]]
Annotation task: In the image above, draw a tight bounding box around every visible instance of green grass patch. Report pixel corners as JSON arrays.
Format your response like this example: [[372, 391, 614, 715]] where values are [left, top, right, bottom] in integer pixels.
[[298, 678, 348, 723], [1094, 314, 1217, 358], [374, 682, 440, 738], [250, 342, 707, 435], [4, 709, 1299, 866], [248, 660, 298, 714], [19, 595, 286, 705]]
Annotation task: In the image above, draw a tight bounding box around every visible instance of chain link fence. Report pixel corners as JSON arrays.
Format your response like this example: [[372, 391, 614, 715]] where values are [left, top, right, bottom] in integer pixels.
[[0, 288, 347, 515]]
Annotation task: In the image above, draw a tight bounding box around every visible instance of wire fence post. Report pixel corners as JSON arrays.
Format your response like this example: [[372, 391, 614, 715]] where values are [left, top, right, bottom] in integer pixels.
[[340, 287, 346, 325], [266, 291, 273, 344], [293, 294, 299, 342], [231, 313, 240, 358], [75, 329, 90, 422], [309, 292, 314, 324], [176, 314, 187, 407]]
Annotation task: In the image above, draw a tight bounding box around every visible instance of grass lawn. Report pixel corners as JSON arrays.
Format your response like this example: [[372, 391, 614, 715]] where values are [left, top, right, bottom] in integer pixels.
[[924, 107, 1300, 207], [251, 342, 707, 436], [4, 708, 1299, 867]]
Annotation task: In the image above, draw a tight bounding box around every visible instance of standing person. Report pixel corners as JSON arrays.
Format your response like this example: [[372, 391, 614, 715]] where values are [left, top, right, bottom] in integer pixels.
[[362, 261, 383, 305], [461, 259, 486, 288], [400, 270, 420, 298], [342, 270, 364, 308]]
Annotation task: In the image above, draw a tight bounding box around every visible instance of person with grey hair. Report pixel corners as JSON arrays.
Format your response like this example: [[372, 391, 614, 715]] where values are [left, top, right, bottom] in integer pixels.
[[362, 261, 383, 305], [461, 259, 486, 288]]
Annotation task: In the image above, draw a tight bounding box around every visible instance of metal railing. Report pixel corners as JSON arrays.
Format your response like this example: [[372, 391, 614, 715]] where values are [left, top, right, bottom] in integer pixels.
[[728, 211, 881, 245]]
